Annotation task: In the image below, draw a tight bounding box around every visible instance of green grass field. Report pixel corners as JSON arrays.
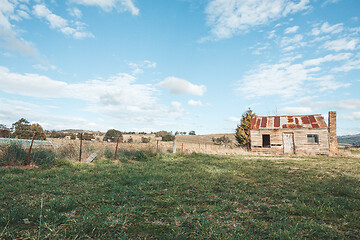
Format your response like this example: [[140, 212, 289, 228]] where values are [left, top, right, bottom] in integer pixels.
[[1, 154, 359, 239]]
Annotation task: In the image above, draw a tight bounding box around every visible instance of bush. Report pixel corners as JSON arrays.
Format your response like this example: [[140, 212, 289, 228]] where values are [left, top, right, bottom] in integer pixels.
[[53, 158, 72, 167], [127, 138, 133, 143], [162, 134, 175, 142], [57, 144, 77, 160], [31, 149, 56, 166], [115, 149, 156, 162], [0, 143, 27, 166], [212, 135, 231, 145], [104, 149, 113, 159], [141, 137, 151, 143]]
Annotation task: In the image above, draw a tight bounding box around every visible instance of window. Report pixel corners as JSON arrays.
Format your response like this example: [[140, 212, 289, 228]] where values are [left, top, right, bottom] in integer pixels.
[[262, 134, 270, 148], [307, 134, 319, 144]]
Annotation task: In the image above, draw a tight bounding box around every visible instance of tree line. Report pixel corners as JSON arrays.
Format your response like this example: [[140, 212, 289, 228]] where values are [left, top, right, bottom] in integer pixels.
[[0, 118, 46, 140]]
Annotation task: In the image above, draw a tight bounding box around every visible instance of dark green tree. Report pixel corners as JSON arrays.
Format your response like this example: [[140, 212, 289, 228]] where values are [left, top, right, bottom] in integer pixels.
[[30, 123, 47, 140], [162, 134, 175, 142], [155, 130, 171, 137], [188, 130, 196, 135], [11, 118, 32, 139], [0, 124, 11, 138], [235, 109, 256, 150], [103, 129, 123, 142]]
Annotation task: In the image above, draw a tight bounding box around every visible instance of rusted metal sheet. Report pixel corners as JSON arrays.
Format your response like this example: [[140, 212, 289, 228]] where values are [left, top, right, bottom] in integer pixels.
[[274, 116, 280, 127], [261, 117, 267, 128], [251, 118, 257, 129], [308, 115, 316, 123], [250, 114, 327, 129], [256, 119, 261, 129], [316, 116, 327, 128], [301, 116, 310, 124]]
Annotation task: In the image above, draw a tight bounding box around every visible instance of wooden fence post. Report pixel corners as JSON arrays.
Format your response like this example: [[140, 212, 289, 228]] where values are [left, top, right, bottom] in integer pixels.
[[27, 132, 36, 165], [79, 133, 83, 162], [114, 136, 120, 160]]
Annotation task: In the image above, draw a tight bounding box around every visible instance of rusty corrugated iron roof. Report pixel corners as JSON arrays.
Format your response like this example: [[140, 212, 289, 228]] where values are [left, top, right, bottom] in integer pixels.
[[250, 114, 327, 129]]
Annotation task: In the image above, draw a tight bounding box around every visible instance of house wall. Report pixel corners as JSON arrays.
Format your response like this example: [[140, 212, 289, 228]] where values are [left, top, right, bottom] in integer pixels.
[[250, 128, 330, 155]]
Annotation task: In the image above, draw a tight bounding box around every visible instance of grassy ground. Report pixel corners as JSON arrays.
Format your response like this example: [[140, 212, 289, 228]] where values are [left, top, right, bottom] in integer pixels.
[[0, 154, 359, 239]]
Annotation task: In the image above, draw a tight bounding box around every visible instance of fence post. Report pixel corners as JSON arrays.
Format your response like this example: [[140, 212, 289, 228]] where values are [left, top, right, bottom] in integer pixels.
[[173, 139, 176, 153], [181, 143, 184, 154], [27, 132, 36, 165], [79, 133, 83, 162], [114, 137, 120, 160], [156, 140, 159, 153]]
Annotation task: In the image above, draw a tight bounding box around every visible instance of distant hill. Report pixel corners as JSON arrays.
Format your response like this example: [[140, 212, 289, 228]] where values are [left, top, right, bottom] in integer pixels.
[[338, 134, 360, 146]]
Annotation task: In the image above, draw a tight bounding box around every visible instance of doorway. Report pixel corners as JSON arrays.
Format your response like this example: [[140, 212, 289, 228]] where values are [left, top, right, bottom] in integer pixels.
[[283, 133, 295, 154]]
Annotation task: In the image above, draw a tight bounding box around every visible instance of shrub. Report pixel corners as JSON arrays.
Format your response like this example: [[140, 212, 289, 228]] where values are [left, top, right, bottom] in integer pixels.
[[127, 138, 133, 143], [141, 137, 151, 143], [115, 149, 156, 162], [31, 149, 56, 166], [0, 143, 27, 166], [56, 144, 77, 160], [53, 158, 73, 167], [162, 134, 175, 142], [104, 149, 113, 159], [212, 135, 231, 145]]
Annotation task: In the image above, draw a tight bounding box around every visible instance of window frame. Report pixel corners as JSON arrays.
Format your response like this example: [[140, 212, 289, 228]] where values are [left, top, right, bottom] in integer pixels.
[[307, 134, 319, 144]]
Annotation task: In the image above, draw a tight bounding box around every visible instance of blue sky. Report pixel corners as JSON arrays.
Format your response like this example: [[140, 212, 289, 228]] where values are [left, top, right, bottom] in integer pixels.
[[0, 0, 359, 135]]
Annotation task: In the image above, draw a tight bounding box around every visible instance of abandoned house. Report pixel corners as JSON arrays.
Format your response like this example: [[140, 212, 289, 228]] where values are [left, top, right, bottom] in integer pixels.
[[250, 111, 337, 155]]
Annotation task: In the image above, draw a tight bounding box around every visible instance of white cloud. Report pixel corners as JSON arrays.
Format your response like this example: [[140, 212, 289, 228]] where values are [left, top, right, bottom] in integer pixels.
[[188, 100, 203, 106], [158, 77, 206, 96], [171, 101, 182, 108], [68, 7, 82, 18], [128, 60, 156, 75], [332, 59, 360, 72], [303, 99, 360, 110], [33, 4, 94, 39], [344, 112, 360, 121], [311, 22, 343, 36], [205, 0, 310, 39], [0, 0, 39, 56], [144, 60, 157, 68], [281, 34, 304, 50], [0, 66, 189, 127], [303, 53, 352, 66], [132, 68, 143, 75], [323, 38, 358, 51], [279, 106, 313, 115], [32, 63, 57, 71], [71, 0, 139, 15], [284, 25, 299, 34], [239, 59, 349, 98]]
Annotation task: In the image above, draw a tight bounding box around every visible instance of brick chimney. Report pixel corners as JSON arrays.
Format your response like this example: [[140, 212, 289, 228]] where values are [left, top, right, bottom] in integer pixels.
[[328, 111, 337, 154]]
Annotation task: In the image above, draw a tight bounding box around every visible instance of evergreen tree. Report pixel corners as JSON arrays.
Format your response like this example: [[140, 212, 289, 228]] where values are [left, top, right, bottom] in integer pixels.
[[103, 129, 123, 142], [235, 109, 256, 150], [30, 123, 47, 140], [11, 118, 32, 139]]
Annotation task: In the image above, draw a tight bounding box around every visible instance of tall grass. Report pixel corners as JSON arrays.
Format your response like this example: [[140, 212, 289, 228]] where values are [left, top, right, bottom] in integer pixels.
[[0, 154, 359, 239]]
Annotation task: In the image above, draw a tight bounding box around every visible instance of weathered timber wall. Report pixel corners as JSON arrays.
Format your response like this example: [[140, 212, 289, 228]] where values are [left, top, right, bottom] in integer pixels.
[[250, 128, 330, 155]]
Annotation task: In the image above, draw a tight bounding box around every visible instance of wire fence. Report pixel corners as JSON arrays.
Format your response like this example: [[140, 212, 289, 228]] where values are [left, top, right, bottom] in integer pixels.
[[0, 133, 248, 167]]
